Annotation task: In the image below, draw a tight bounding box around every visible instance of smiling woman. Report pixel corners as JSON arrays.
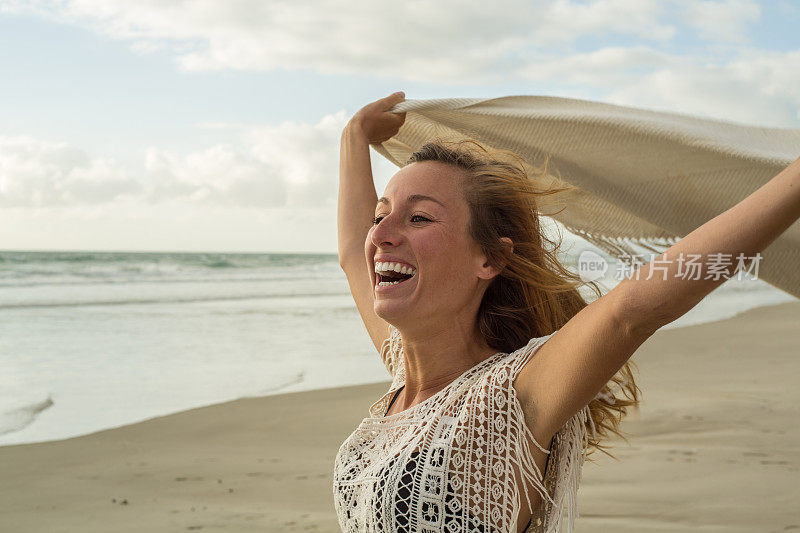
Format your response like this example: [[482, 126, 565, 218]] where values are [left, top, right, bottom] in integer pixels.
[[334, 92, 642, 532], [335, 90, 800, 533]]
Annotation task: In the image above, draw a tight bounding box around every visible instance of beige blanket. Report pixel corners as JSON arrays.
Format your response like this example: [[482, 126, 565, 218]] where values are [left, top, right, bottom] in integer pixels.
[[374, 95, 800, 299]]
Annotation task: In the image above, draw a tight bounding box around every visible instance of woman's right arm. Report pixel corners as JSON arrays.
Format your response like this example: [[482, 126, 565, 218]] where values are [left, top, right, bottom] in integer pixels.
[[337, 122, 378, 265], [337, 91, 406, 266], [337, 91, 406, 353]]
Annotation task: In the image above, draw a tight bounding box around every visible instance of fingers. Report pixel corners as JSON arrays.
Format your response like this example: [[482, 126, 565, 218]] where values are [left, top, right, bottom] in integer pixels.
[[385, 91, 406, 116], [350, 92, 406, 142], [386, 91, 405, 101], [383, 91, 405, 109]]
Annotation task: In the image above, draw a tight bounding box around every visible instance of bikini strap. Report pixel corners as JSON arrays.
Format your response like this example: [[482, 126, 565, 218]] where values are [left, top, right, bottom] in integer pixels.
[[384, 385, 405, 416]]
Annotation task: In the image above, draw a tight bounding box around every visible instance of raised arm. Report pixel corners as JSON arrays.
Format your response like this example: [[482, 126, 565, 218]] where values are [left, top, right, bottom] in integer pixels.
[[615, 154, 800, 333], [338, 91, 407, 263], [516, 155, 800, 440], [338, 91, 406, 352]]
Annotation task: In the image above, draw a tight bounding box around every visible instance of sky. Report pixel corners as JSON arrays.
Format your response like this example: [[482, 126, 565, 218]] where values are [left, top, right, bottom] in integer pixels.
[[0, 0, 798, 253]]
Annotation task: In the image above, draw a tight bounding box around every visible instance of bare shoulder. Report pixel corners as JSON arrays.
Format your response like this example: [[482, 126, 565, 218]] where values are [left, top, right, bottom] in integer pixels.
[[512, 295, 653, 439], [512, 339, 558, 445]]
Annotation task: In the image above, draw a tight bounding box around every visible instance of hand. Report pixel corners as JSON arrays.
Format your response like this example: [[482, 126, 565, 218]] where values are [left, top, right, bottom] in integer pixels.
[[348, 91, 407, 145]]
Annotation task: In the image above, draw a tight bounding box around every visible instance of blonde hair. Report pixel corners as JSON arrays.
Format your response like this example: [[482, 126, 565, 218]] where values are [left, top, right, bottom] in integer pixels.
[[406, 137, 641, 461]]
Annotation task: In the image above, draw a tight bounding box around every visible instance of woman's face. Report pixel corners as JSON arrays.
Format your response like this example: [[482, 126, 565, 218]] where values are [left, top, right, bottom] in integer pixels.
[[366, 161, 496, 325]]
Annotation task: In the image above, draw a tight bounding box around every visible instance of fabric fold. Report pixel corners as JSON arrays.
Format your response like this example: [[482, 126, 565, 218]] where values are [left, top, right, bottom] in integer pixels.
[[373, 95, 800, 299]]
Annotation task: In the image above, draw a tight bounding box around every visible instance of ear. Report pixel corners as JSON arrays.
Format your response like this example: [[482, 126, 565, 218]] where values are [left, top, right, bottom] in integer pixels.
[[477, 237, 514, 280], [499, 237, 514, 255]]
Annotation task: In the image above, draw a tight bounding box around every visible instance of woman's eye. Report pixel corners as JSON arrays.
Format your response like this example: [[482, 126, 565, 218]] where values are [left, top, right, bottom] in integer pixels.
[[371, 215, 430, 225]]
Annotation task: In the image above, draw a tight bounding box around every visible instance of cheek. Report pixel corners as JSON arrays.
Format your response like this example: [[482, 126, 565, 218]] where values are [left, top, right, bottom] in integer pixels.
[[413, 229, 447, 258], [434, 235, 477, 282], [416, 231, 468, 275]]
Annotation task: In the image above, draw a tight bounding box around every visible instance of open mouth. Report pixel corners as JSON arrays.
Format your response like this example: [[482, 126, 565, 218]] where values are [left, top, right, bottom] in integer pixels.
[[376, 270, 416, 287]]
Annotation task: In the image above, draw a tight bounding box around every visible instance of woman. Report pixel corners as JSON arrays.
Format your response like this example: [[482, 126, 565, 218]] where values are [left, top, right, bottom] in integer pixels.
[[332, 91, 800, 532]]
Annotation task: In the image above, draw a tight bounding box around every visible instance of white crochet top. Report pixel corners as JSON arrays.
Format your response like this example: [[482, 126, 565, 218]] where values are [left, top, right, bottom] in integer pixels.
[[333, 325, 596, 532]]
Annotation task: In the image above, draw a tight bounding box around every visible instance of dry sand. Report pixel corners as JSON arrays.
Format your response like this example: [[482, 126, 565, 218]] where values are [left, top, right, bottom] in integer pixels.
[[1, 301, 798, 532]]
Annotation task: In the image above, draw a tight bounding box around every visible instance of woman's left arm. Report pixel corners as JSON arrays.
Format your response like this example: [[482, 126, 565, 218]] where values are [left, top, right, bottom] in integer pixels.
[[616, 155, 800, 336], [515, 156, 800, 441]]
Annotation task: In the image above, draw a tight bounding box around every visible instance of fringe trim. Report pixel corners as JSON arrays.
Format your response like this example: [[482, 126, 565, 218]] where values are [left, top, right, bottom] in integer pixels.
[[542, 404, 597, 533], [512, 392, 557, 511], [507, 333, 599, 533], [508, 335, 559, 518], [561, 224, 681, 259]]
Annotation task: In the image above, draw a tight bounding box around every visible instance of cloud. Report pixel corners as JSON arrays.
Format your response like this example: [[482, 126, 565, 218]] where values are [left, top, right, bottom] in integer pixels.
[[0, 135, 142, 207], [5, 0, 796, 126], [514, 46, 679, 86], [0, 111, 349, 208], [604, 48, 800, 127], [4, 0, 676, 82], [680, 0, 762, 43], [513, 44, 800, 127], [2, 0, 767, 81], [245, 112, 347, 207], [143, 144, 288, 208]]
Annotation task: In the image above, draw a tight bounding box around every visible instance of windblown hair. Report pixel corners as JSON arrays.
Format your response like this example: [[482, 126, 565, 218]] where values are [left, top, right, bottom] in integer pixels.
[[406, 138, 641, 461]]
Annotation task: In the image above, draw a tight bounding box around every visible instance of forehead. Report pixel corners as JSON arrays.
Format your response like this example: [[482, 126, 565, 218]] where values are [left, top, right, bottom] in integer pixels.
[[381, 161, 464, 206]]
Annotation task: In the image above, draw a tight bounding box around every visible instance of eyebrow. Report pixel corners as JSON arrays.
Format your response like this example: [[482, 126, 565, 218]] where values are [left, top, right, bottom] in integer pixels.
[[376, 194, 446, 208]]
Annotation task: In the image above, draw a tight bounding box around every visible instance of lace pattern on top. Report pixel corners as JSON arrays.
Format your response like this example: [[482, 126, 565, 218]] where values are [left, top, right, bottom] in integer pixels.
[[378, 323, 404, 379], [333, 324, 596, 533]]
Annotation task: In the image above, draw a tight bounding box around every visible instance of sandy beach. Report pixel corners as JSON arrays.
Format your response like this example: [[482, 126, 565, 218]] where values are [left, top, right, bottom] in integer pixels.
[[1, 300, 798, 532]]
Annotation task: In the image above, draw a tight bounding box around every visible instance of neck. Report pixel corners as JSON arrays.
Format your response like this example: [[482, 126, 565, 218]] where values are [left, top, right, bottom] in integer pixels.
[[395, 320, 498, 409]]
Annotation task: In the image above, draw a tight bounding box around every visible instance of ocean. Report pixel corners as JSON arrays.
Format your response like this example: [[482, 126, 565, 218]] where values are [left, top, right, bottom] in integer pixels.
[[0, 243, 792, 447]]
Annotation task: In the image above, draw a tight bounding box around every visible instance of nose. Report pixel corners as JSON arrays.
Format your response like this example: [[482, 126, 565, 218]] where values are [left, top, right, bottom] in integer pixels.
[[369, 212, 402, 249]]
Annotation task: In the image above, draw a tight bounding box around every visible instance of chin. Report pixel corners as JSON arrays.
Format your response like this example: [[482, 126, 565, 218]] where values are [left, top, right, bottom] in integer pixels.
[[374, 302, 410, 321]]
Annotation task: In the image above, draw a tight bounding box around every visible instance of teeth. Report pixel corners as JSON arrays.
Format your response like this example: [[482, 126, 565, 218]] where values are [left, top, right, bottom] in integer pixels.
[[374, 261, 417, 276]]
